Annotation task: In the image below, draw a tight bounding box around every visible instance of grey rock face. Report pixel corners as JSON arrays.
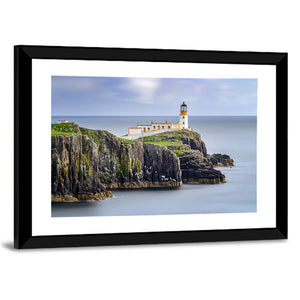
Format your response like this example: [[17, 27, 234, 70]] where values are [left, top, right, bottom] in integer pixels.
[[208, 153, 234, 167], [51, 130, 182, 199], [178, 150, 225, 183], [143, 143, 182, 183], [51, 126, 234, 201], [51, 135, 107, 197], [177, 131, 208, 157]]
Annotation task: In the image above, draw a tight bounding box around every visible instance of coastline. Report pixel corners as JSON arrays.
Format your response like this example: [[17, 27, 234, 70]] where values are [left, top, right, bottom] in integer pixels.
[[51, 116, 256, 217], [51, 121, 235, 204], [51, 191, 113, 203]]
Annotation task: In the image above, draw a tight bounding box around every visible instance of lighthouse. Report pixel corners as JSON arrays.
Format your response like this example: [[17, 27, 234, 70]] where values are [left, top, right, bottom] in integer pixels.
[[179, 101, 188, 129], [127, 101, 190, 137]]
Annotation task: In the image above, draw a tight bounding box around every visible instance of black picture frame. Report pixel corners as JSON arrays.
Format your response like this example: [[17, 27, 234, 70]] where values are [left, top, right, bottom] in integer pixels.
[[14, 45, 288, 249]]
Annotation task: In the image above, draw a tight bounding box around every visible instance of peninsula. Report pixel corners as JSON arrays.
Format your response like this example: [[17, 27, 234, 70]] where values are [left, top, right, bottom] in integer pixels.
[[51, 122, 234, 202]]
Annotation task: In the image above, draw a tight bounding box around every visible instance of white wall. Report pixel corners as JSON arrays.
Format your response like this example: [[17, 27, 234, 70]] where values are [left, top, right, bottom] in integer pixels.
[[128, 128, 142, 135], [180, 114, 188, 129], [0, 1, 298, 300]]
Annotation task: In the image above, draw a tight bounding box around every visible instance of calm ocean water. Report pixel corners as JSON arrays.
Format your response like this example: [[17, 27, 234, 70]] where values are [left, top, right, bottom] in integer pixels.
[[51, 116, 257, 217]]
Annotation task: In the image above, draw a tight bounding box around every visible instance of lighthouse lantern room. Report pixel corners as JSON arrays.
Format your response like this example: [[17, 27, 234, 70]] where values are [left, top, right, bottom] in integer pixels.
[[179, 101, 188, 129]]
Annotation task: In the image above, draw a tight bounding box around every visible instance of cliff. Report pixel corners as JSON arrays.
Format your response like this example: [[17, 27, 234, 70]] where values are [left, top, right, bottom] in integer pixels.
[[51, 124, 233, 202], [139, 129, 228, 184], [51, 124, 182, 202]]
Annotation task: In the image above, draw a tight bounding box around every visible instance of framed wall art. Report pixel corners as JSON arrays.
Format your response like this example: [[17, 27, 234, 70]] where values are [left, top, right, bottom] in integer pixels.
[[14, 45, 288, 249]]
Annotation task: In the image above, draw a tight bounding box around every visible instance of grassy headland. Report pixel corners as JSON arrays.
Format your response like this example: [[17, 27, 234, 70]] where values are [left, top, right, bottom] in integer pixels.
[[51, 123, 201, 157]]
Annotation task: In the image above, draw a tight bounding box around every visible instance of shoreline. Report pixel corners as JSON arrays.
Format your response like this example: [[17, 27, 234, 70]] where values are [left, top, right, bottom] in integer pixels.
[[51, 177, 230, 203]]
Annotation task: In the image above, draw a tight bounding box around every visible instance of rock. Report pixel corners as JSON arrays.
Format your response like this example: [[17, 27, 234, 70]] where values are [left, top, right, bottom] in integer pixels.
[[51, 125, 234, 202], [144, 129, 208, 156], [167, 144, 191, 151], [174, 130, 208, 157], [178, 150, 225, 184], [139, 129, 229, 183], [143, 143, 182, 184], [51, 135, 109, 200], [51, 128, 182, 202], [208, 153, 234, 167]]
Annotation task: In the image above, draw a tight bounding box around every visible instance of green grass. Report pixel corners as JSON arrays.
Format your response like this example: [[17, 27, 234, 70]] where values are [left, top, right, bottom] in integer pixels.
[[51, 123, 81, 136], [52, 123, 77, 130], [139, 130, 184, 141], [170, 149, 189, 157], [80, 128, 102, 143], [51, 130, 81, 136], [163, 130, 183, 137], [143, 140, 181, 147], [171, 149, 185, 155], [137, 130, 187, 147], [118, 137, 135, 143]]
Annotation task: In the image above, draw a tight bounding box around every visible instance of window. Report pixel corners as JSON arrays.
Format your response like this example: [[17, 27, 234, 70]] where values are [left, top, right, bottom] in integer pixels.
[[183, 122, 185, 124], [183, 116, 185, 119], [162, 126, 164, 129], [168, 126, 171, 129]]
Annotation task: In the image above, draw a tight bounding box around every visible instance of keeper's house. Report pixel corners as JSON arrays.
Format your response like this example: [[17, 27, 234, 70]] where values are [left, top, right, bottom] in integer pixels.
[[128, 102, 190, 136]]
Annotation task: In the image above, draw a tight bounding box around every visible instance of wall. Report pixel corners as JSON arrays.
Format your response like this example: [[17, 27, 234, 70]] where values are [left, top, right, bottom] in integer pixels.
[[0, 1, 298, 300], [128, 127, 142, 135], [180, 114, 189, 129]]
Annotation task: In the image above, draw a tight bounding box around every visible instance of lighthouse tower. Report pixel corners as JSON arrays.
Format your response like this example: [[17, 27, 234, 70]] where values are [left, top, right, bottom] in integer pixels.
[[179, 101, 188, 129]]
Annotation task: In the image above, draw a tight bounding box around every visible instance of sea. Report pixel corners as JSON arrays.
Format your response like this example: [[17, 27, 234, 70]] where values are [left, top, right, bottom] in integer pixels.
[[51, 116, 257, 217]]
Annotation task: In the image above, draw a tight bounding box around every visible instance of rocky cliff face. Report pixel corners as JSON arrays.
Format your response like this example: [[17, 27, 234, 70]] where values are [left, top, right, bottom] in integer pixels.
[[51, 127, 182, 202], [142, 130, 207, 157], [173, 130, 208, 157], [177, 150, 225, 183], [52, 135, 109, 201], [140, 129, 227, 184], [51, 125, 233, 201]]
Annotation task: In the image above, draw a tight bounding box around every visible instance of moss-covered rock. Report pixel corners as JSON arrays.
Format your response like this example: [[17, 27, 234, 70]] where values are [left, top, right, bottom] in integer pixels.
[[138, 129, 208, 156]]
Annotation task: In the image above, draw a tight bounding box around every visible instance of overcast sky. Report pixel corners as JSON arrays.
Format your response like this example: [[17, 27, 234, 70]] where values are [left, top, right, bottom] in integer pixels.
[[52, 76, 257, 116]]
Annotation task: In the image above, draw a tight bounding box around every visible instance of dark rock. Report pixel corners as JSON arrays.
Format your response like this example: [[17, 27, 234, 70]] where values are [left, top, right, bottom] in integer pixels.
[[51, 126, 233, 202], [51, 135, 107, 198], [175, 130, 207, 157], [163, 129, 207, 156], [143, 143, 182, 183], [51, 129, 182, 201], [178, 150, 225, 184], [208, 153, 234, 167]]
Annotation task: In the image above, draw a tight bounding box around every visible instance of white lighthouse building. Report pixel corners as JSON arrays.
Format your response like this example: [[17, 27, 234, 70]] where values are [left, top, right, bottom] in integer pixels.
[[127, 101, 191, 137], [179, 101, 188, 129]]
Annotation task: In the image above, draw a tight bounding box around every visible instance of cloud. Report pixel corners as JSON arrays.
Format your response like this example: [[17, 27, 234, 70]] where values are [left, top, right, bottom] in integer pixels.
[[52, 76, 257, 116], [125, 78, 161, 104], [217, 84, 231, 91]]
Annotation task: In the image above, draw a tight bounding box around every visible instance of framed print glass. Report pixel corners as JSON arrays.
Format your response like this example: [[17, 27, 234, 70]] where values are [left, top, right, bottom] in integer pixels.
[[14, 46, 287, 248]]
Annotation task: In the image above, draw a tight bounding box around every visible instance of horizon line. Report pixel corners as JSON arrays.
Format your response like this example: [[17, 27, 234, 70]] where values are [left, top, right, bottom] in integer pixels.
[[52, 115, 257, 117]]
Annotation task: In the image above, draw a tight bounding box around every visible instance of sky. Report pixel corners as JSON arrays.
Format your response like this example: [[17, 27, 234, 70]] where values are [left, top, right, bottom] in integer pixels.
[[52, 76, 257, 116]]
